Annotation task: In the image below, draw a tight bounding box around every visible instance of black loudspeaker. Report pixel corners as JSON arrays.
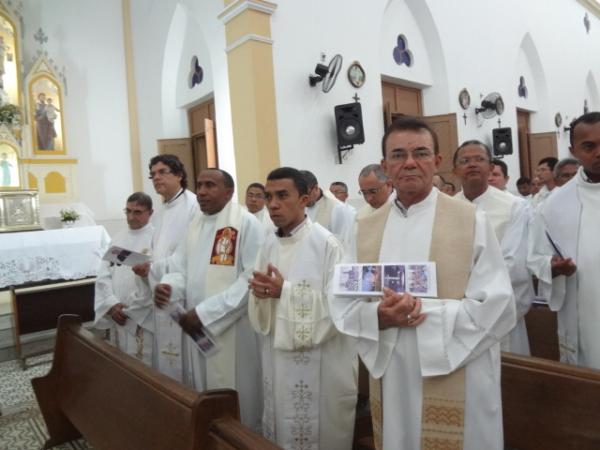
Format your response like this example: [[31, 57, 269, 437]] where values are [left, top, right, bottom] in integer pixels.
[[334, 102, 365, 147], [492, 127, 513, 156]]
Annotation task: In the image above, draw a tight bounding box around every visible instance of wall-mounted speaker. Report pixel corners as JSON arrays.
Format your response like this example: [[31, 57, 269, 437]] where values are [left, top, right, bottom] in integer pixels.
[[334, 102, 365, 147], [492, 127, 513, 156]]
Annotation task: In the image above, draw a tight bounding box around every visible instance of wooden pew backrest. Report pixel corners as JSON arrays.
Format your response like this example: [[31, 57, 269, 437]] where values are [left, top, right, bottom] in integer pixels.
[[502, 352, 600, 450], [32, 315, 279, 450]]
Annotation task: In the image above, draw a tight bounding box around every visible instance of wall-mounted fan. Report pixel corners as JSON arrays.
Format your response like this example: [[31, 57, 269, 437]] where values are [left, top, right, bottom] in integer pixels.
[[309, 54, 343, 93], [475, 92, 505, 119]]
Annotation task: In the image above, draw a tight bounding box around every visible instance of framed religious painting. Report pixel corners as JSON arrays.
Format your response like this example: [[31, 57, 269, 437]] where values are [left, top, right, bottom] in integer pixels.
[[0, 141, 20, 189], [29, 75, 66, 154], [0, 189, 42, 232]]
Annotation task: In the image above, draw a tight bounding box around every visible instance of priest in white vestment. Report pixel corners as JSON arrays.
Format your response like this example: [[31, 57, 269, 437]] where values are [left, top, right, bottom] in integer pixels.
[[95, 192, 155, 365], [152, 168, 264, 430], [453, 140, 532, 355], [301, 170, 356, 252], [140, 155, 199, 380], [249, 167, 357, 450], [529, 112, 600, 369], [530, 157, 558, 210], [330, 117, 515, 450], [245, 181, 276, 235], [356, 164, 394, 219]]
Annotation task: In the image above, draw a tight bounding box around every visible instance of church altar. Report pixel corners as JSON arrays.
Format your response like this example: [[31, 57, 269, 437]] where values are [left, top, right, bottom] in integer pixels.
[[0, 225, 109, 288]]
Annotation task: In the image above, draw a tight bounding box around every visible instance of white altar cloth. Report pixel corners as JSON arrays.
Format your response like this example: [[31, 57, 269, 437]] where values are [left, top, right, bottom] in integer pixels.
[[0, 226, 110, 288]]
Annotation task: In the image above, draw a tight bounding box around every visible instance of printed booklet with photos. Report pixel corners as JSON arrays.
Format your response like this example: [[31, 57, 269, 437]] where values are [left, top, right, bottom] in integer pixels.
[[168, 303, 220, 357], [333, 262, 437, 298], [102, 245, 150, 267]]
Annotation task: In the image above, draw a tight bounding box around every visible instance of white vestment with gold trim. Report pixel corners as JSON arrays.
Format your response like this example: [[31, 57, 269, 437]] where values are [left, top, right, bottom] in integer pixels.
[[249, 219, 357, 450]]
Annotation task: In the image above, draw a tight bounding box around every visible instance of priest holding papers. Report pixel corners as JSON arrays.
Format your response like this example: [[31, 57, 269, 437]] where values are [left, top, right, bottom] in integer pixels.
[[151, 168, 264, 430], [529, 112, 600, 369], [330, 117, 515, 450], [94, 192, 155, 365], [248, 167, 357, 450]]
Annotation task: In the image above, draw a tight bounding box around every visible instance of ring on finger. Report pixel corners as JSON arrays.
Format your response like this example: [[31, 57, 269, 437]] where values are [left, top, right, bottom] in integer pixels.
[[265, 288, 270, 295], [407, 314, 413, 322]]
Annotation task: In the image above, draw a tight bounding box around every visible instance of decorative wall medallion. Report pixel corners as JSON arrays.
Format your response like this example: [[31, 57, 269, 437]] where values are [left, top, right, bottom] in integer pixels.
[[188, 55, 203, 89], [458, 88, 470, 110], [347, 61, 365, 88], [518, 76, 528, 99], [584, 13, 591, 34], [554, 113, 562, 128], [393, 35, 413, 67]]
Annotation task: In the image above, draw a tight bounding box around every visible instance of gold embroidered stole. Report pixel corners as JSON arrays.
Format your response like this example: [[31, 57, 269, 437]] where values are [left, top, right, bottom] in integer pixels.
[[356, 193, 475, 450]]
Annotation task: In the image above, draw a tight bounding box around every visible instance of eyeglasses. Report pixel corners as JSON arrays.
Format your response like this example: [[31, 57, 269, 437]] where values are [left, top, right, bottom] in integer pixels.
[[246, 193, 265, 199], [359, 187, 382, 196], [123, 208, 148, 216], [388, 149, 434, 162], [148, 168, 172, 179], [455, 156, 489, 166]]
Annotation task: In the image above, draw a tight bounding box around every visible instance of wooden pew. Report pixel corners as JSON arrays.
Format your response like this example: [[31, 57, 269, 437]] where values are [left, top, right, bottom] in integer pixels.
[[502, 352, 600, 450], [353, 353, 600, 450], [32, 315, 279, 450], [524, 302, 560, 361]]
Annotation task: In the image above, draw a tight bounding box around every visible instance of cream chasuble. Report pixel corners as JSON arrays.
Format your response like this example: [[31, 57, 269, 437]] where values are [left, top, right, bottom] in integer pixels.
[[249, 219, 357, 450], [456, 187, 532, 355], [330, 189, 515, 450], [94, 223, 154, 365], [533, 168, 600, 368], [307, 189, 356, 253], [157, 201, 264, 429]]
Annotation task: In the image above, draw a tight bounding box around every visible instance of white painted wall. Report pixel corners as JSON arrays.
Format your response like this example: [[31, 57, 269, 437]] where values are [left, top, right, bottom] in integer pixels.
[[17, 0, 600, 227], [269, 0, 600, 195], [21, 0, 132, 231]]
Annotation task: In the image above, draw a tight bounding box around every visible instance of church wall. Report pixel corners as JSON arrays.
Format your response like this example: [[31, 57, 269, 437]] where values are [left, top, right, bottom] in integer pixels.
[[21, 0, 134, 233], [268, 0, 600, 197]]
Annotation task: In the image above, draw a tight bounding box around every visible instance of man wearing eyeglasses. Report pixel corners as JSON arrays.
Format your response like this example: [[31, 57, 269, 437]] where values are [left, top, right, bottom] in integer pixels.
[[94, 192, 155, 366], [330, 117, 515, 450], [142, 154, 199, 381], [245, 182, 275, 234], [453, 140, 532, 356], [357, 164, 393, 219]]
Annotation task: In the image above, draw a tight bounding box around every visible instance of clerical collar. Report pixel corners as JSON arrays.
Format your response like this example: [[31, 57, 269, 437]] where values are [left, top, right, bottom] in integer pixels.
[[164, 188, 185, 205], [394, 198, 409, 217], [276, 216, 307, 237]]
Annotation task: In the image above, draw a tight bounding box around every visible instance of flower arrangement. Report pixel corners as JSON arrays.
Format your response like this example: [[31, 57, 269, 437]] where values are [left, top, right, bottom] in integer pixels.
[[59, 208, 80, 223], [0, 104, 21, 125]]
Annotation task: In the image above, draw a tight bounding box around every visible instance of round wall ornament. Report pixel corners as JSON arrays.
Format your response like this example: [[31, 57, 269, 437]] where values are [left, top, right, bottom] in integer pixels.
[[458, 88, 471, 110], [347, 61, 366, 88], [554, 113, 563, 128]]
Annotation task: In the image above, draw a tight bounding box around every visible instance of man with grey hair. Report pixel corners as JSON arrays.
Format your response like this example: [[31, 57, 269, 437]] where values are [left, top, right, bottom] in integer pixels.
[[357, 163, 393, 219], [95, 192, 155, 365], [554, 157, 580, 187]]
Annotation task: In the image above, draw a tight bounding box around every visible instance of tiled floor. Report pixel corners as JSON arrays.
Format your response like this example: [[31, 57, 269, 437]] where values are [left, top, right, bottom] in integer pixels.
[[0, 355, 52, 413]]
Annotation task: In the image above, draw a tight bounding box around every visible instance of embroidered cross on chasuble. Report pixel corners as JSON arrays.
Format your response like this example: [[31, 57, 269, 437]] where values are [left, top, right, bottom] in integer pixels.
[[356, 194, 476, 450]]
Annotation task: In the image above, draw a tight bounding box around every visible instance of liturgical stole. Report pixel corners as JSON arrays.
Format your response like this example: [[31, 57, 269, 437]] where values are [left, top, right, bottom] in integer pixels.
[[357, 193, 475, 450]]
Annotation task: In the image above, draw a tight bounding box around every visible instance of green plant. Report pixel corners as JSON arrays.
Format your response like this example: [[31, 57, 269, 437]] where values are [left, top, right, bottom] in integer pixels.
[[0, 104, 21, 125], [59, 208, 80, 222]]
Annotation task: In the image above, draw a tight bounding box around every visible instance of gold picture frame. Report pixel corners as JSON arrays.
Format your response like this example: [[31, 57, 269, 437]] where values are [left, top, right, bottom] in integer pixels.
[[29, 74, 66, 155], [0, 189, 42, 232]]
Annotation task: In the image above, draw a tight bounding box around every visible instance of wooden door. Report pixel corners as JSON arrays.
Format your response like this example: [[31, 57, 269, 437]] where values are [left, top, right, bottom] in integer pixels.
[[156, 138, 194, 182], [422, 113, 459, 189], [517, 110, 532, 178], [382, 81, 422, 128], [528, 132, 558, 174]]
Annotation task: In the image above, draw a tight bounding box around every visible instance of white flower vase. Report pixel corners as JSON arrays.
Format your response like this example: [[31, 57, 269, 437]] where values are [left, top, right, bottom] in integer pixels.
[[62, 220, 76, 228]]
